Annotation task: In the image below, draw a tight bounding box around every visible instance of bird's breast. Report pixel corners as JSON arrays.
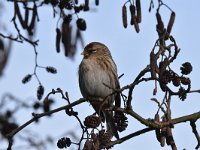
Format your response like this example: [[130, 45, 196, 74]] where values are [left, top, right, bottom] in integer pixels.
[[79, 58, 116, 99]]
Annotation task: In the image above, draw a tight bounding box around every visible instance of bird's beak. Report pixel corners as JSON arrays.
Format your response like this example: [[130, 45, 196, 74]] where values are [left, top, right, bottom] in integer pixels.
[[81, 51, 89, 58]]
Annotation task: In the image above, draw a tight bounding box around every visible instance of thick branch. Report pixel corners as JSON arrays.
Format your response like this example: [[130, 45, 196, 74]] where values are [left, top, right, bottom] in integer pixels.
[[113, 107, 200, 129]]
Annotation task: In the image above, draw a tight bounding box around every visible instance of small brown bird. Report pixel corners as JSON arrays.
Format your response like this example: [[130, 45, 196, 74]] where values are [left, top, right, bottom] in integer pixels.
[[78, 42, 121, 139]]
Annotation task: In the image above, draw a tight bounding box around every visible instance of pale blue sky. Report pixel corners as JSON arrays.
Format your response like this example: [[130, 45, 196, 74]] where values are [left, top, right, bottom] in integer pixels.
[[0, 1, 200, 150]]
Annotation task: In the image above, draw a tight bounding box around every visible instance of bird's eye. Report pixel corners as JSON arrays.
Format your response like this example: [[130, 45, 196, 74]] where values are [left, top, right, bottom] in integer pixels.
[[88, 49, 97, 53]]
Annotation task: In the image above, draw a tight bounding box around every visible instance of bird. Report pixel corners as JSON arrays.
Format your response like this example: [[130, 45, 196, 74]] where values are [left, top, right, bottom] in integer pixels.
[[78, 42, 121, 139]]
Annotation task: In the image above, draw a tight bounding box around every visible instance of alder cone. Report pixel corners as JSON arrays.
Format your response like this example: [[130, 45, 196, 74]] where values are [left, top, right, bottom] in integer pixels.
[[76, 18, 87, 31]]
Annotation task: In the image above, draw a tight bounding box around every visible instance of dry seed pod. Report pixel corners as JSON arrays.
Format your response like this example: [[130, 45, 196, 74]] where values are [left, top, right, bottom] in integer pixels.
[[180, 77, 191, 85], [85, 0, 89, 7], [0, 38, 4, 51], [50, 0, 59, 6], [150, 51, 158, 78], [154, 114, 161, 142], [28, 3, 37, 35], [129, 4, 136, 25], [84, 115, 101, 128], [57, 137, 71, 148], [160, 135, 165, 147], [14, 1, 26, 29], [160, 117, 167, 147], [180, 62, 193, 75], [46, 66, 57, 74], [56, 28, 61, 53], [37, 85, 44, 100], [136, 0, 142, 23], [160, 70, 171, 85], [114, 112, 128, 132], [83, 139, 93, 150], [95, 0, 99, 6], [1, 122, 18, 137], [58, 0, 67, 9], [172, 75, 180, 87], [33, 102, 41, 110], [76, 18, 87, 31], [166, 127, 175, 145], [98, 130, 111, 146], [159, 60, 169, 84], [64, 15, 72, 24], [134, 19, 140, 32], [75, 0, 78, 4], [167, 12, 175, 35], [155, 130, 161, 143], [43, 98, 54, 114], [158, 58, 170, 92], [178, 87, 187, 101], [91, 133, 100, 149], [171, 144, 178, 150], [122, 5, 128, 28], [62, 22, 72, 57], [166, 127, 177, 150], [22, 74, 32, 84], [0, 40, 12, 76], [24, 7, 29, 28], [129, 4, 140, 32], [154, 114, 160, 122], [84, 0, 89, 11], [156, 12, 164, 33], [159, 58, 169, 74]]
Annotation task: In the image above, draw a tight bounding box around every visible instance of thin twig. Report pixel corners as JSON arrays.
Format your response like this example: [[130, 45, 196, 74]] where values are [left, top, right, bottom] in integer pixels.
[[6, 98, 86, 150], [104, 127, 154, 148], [190, 121, 200, 149], [0, 33, 22, 43]]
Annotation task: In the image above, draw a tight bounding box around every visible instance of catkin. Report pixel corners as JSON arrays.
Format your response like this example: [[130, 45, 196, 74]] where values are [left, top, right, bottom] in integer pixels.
[[56, 28, 61, 53], [14, 1, 26, 29], [136, 0, 142, 23], [122, 5, 128, 28], [95, 0, 99, 6], [129, 4, 140, 32], [28, 3, 37, 35], [24, 8, 29, 27], [167, 12, 175, 35], [154, 114, 161, 142], [129, 4, 136, 25], [156, 12, 164, 32]]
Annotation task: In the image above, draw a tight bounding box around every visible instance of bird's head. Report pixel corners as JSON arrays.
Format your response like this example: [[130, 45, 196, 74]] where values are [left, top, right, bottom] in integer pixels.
[[81, 42, 111, 59]]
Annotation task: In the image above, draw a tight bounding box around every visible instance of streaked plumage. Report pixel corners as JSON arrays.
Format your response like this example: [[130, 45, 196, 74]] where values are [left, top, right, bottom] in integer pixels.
[[78, 42, 120, 139]]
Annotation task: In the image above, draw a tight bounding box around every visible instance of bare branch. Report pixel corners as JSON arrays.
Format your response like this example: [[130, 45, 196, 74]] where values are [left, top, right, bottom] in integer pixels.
[[6, 98, 86, 150], [113, 107, 200, 129], [104, 127, 154, 148], [0, 33, 22, 43], [190, 121, 200, 149]]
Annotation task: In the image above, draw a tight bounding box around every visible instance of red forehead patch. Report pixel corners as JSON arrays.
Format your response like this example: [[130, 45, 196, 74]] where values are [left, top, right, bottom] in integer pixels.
[[85, 43, 94, 49]]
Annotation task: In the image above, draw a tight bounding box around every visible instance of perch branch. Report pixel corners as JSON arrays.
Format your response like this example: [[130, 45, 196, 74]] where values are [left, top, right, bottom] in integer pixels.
[[113, 107, 200, 129]]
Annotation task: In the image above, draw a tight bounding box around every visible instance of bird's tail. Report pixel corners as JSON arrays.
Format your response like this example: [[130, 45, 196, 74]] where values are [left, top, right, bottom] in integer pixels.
[[104, 110, 119, 139], [90, 101, 119, 139]]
